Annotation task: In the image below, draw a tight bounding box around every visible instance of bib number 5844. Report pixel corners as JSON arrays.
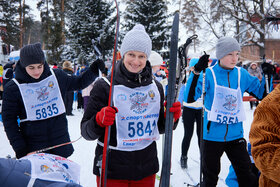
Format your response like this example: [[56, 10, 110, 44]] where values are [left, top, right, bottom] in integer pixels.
[[36, 103, 59, 119]]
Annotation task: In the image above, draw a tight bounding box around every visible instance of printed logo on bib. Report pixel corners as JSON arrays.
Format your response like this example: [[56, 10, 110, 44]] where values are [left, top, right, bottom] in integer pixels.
[[130, 92, 148, 114], [148, 90, 156, 102], [223, 94, 237, 111]]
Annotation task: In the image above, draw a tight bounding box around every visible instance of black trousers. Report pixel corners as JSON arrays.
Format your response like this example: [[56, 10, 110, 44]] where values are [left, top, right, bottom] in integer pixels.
[[64, 91, 74, 115], [201, 138, 258, 187], [77, 92, 83, 109], [181, 106, 202, 157]]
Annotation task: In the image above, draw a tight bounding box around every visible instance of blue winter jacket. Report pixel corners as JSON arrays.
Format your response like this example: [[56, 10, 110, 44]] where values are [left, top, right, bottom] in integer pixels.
[[188, 62, 267, 142]]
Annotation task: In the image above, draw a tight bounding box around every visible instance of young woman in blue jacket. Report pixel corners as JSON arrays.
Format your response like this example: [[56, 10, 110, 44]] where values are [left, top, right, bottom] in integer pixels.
[[187, 37, 273, 187]]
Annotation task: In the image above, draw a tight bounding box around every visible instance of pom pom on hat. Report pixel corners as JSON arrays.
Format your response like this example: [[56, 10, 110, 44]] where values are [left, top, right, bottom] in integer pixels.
[[120, 24, 152, 58], [149, 51, 163, 66], [20, 42, 45, 67], [216, 37, 241, 60]]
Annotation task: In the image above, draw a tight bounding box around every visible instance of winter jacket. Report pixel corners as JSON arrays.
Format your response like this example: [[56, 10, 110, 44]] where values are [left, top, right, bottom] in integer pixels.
[[2, 62, 98, 159], [81, 60, 165, 180], [249, 84, 280, 187], [82, 80, 95, 97], [188, 62, 267, 142]]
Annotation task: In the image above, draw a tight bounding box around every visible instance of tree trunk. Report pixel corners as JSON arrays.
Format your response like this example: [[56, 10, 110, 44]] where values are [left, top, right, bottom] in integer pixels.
[[61, 0, 65, 44]]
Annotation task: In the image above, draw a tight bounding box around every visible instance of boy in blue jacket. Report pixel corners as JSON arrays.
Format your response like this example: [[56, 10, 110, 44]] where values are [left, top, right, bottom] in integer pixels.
[[188, 37, 273, 187]]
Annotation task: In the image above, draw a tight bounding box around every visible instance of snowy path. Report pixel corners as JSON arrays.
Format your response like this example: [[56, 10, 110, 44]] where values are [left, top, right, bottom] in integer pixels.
[[0, 102, 255, 187]]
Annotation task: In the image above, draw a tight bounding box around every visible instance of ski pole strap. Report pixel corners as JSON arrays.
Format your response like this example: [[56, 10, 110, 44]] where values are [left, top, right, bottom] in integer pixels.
[[34, 136, 82, 153]]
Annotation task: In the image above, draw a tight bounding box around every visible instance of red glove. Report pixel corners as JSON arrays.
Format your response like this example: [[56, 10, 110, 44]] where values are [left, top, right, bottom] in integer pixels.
[[96, 106, 118, 127], [164, 101, 182, 122]]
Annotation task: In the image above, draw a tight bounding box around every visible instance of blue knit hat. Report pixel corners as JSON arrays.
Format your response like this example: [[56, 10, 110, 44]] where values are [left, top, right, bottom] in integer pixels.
[[120, 24, 152, 58], [216, 37, 241, 60], [20, 43, 45, 67]]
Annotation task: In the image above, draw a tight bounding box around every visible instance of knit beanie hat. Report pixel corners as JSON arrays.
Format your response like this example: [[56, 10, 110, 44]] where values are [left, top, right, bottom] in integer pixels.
[[149, 51, 163, 66], [120, 24, 152, 58], [216, 37, 241, 60], [20, 42, 45, 67]]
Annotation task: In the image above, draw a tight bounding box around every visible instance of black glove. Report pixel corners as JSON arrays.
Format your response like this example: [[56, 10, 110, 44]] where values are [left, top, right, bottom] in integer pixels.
[[4, 62, 15, 70], [261, 62, 274, 75], [90, 59, 105, 74], [194, 52, 209, 73]]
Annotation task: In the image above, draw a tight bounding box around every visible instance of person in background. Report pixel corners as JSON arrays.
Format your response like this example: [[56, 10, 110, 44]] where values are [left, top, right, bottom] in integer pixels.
[[149, 51, 166, 82], [80, 24, 181, 187], [225, 142, 260, 187], [75, 65, 85, 111], [148, 50, 167, 94], [180, 57, 207, 169], [247, 62, 262, 109], [52, 63, 58, 69], [2, 42, 104, 159], [62, 61, 75, 116], [187, 37, 273, 187], [249, 83, 280, 187], [3, 61, 16, 87]]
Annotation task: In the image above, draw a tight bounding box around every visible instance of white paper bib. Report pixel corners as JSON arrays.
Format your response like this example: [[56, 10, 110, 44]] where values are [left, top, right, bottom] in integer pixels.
[[21, 153, 80, 184], [207, 67, 246, 124], [13, 69, 65, 122], [113, 81, 160, 151]]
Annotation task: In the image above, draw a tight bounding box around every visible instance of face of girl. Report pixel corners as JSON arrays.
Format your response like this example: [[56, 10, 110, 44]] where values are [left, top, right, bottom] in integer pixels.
[[219, 51, 239, 69], [25, 63, 44, 79], [123, 51, 147, 73]]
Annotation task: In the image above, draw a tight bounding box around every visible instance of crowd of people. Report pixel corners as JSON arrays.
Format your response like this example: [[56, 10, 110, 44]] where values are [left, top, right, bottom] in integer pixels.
[[0, 23, 279, 187]]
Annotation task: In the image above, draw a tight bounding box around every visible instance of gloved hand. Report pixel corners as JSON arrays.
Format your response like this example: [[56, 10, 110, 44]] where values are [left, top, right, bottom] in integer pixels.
[[164, 101, 182, 122], [261, 62, 274, 75], [194, 52, 210, 73], [4, 62, 15, 70], [96, 106, 118, 127], [90, 59, 106, 74]]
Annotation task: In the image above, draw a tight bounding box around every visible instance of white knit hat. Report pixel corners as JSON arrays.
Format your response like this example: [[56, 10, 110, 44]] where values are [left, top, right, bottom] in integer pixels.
[[148, 51, 163, 66], [216, 37, 241, 60], [120, 24, 152, 58]]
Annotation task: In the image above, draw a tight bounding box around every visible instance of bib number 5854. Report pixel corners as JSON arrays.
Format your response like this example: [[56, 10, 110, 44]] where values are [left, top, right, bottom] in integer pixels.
[[36, 103, 59, 119], [216, 114, 238, 124]]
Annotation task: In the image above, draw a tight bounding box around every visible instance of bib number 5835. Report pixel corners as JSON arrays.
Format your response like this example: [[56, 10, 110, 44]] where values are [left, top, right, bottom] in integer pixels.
[[36, 103, 59, 119]]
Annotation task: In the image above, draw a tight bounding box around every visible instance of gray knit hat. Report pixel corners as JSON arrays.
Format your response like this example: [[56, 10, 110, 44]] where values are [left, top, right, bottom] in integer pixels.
[[216, 37, 241, 60], [20, 42, 45, 67], [120, 24, 152, 58]]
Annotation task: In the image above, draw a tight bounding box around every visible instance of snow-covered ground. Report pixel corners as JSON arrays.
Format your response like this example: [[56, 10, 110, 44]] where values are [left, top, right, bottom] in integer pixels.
[[0, 101, 255, 187]]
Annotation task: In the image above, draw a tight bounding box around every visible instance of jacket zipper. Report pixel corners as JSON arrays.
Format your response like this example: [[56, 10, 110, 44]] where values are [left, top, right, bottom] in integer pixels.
[[224, 72, 230, 141]]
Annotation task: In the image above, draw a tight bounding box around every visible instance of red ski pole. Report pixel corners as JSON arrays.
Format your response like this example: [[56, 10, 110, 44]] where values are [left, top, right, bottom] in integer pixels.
[[100, 1, 120, 186]]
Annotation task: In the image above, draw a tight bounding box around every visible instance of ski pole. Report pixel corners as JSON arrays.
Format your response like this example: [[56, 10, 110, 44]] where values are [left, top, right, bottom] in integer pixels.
[[92, 39, 102, 59], [175, 34, 198, 101], [32, 136, 82, 154], [100, 1, 120, 187], [265, 74, 270, 94], [199, 68, 206, 186]]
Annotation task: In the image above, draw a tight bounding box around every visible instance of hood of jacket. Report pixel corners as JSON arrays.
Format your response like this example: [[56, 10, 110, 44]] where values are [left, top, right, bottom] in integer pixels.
[[14, 61, 51, 84]]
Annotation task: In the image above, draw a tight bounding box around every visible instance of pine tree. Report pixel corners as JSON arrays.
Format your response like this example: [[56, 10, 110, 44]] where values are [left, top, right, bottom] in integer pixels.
[[0, 1, 20, 49], [123, 0, 171, 52], [65, 0, 116, 64]]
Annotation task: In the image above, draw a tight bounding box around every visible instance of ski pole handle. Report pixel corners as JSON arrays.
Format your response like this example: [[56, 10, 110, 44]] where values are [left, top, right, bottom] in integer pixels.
[[92, 39, 102, 58]]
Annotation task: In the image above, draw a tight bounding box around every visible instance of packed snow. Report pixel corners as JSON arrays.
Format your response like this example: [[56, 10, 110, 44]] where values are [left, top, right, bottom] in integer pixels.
[[0, 101, 255, 187]]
